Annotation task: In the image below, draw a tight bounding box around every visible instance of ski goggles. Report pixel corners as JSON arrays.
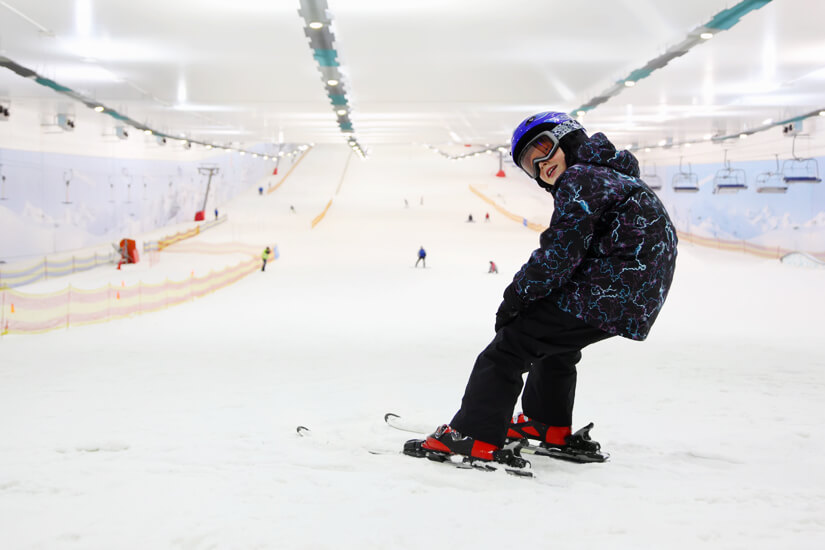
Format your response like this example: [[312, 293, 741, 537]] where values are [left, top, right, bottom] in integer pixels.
[[515, 118, 584, 179], [516, 131, 561, 179]]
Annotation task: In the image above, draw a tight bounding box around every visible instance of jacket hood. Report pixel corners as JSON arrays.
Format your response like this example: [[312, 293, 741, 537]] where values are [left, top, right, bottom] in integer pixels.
[[574, 132, 640, 178]]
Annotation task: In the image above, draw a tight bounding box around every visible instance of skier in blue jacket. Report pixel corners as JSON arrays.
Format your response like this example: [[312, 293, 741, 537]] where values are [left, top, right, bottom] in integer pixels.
[[407, 111, 678, 466], [415, 246, 427, 268]]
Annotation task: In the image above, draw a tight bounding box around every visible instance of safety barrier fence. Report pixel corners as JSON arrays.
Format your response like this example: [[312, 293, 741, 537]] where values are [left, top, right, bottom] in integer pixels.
[[266, 147, 312, 195], [148, 215, 227, 252], [470, 184, 825, 262], [311, 200, 333, 228], [0, 249, 116, 289], [0, 216, 228, 290], [1, 254, 260, 335], [675, 231, 825, 262], [469, 185, 546, 232]]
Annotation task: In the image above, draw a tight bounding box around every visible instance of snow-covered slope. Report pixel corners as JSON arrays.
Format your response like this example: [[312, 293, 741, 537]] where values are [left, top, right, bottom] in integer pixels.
[[1, 145, 823, 549]]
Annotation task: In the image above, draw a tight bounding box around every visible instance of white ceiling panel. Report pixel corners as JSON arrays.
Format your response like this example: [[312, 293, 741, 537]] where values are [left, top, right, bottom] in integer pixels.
[[0, 0, 822, 150]]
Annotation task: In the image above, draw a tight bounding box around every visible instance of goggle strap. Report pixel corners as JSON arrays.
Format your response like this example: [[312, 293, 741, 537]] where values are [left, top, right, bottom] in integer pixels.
[[550, 119, 584, 141]]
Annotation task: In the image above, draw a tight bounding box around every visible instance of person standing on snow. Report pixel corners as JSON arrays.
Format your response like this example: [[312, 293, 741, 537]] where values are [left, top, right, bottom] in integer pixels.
[[415, 246, 427, 268], [488, 261, 498, 274], [261, 246, 272, 272], [406, 111, 677, 466]]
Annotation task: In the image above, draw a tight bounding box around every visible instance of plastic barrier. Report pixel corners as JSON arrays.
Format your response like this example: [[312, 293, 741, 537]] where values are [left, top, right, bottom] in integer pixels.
[[0, 217, 229, 290], [1, 256, 259, 335], [469, 185, 547, 232], [0, 250, 115, 289], [311, 200, 333, 228], [675, 231, 825, 262], [267, 147, 312, 195]]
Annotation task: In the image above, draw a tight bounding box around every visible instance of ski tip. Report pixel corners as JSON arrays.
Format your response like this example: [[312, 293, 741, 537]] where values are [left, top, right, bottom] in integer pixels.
[[384, 412, 400, 422], [296, 425, 310, 436]]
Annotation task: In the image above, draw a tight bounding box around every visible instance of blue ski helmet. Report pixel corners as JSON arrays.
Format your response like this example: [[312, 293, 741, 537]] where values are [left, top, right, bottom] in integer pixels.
[[510, 111, 587, 177]]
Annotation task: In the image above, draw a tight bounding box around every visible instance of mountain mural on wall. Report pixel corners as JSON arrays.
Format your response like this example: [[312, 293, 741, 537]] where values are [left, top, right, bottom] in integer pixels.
[[0, 148, 272, 260], [655, 152, 825, 254]]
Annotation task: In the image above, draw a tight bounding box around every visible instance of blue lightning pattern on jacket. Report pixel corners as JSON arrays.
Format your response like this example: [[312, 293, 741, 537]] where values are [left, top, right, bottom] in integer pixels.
[[508, 132, 678, 341]]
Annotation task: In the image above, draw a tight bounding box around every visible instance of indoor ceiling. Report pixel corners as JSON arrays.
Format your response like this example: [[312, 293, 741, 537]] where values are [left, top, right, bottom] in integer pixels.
[[1, 0, 823, 152]]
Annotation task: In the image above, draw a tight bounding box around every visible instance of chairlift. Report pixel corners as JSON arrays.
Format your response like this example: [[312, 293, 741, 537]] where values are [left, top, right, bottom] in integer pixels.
[[641, 163, 663, 191], [672, 157, 699, 192], [782, 134, 821, 184], [755, 155, 788, 194], [713, 150, 747, 194]]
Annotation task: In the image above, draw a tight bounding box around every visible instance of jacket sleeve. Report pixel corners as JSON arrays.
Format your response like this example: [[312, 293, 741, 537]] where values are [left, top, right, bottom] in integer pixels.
[[505, 168, 606, 310]]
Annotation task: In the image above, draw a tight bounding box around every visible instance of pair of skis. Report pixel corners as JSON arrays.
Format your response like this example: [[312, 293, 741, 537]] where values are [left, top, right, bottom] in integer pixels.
[[297, 413, 608, 479], [384, 413, 609, 464]]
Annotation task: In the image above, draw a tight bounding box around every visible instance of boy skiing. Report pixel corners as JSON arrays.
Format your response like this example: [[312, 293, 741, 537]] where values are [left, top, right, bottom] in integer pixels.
[[405, 111, 677, 468]]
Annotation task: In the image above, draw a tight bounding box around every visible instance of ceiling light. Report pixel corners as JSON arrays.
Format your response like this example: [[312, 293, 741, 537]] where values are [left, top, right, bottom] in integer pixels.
[[700, 32, 714, 40], [762, 118, 773, 125], [624, 80, 636, 87], [206, 145, 213, 150], [240, 151, 246, 156], [703, 133, 713, 140], [739, 133, 748, 139], [309, 21, 324, 29], [336, 109, 347, 116], [819, 110, 825, 117], [576, 110, 585, 117], [143, 129, 152, 135], [327, 79, 339, 86], [93, 105, 104, 112]]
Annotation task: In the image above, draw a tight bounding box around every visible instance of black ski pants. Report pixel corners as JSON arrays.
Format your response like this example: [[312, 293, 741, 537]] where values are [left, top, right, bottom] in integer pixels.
[[450, 300, 613, 447]]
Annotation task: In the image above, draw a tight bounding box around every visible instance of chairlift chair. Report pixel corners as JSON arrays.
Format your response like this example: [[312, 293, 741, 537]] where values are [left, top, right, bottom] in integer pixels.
[[713, 150, 747, 194], [756, 155, 788, 194], [641, 163, 663, 191], [672, 158, 699, 193], [782, 134, 822, 184]]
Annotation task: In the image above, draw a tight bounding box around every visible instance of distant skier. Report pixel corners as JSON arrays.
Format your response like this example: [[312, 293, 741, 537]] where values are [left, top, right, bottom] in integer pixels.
[[261, 246, 272, 272], [258, 186, 264, 195], [488, 261, 498, 274], [467, 213, 474, 222], [214, 208, 219, 220], [415, 246, 426, 268], [485, 212, 490, 222], [406, 111, 678, 466]]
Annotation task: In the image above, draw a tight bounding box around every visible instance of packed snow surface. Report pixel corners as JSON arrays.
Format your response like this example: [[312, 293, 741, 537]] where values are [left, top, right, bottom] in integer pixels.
[[1, 145, 824, 549]]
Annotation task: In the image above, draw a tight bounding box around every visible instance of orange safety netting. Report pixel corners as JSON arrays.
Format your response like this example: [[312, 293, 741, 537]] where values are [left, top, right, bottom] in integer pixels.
[[1, 256, 259, 335]]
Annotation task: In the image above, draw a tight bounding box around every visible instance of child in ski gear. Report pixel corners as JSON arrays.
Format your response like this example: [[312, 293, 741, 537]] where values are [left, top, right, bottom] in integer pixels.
[[415, 246, 426, 268], [488, 261, 498, 274], [409, 111, 677, 464], [261, 246, 272, 272]]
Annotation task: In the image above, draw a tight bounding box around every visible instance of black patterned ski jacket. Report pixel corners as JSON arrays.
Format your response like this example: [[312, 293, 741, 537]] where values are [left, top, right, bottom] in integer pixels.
[[503, 132, 677, 341]]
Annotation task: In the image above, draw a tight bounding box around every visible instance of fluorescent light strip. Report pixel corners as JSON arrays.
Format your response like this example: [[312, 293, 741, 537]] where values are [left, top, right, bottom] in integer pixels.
[[0, 55, 305, 158], [0, 1, 54, 36], [570, 0, 774, 117]]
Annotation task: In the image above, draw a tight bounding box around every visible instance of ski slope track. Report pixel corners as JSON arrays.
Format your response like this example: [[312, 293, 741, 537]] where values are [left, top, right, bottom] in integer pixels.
[[1, 144, 824, 549]]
